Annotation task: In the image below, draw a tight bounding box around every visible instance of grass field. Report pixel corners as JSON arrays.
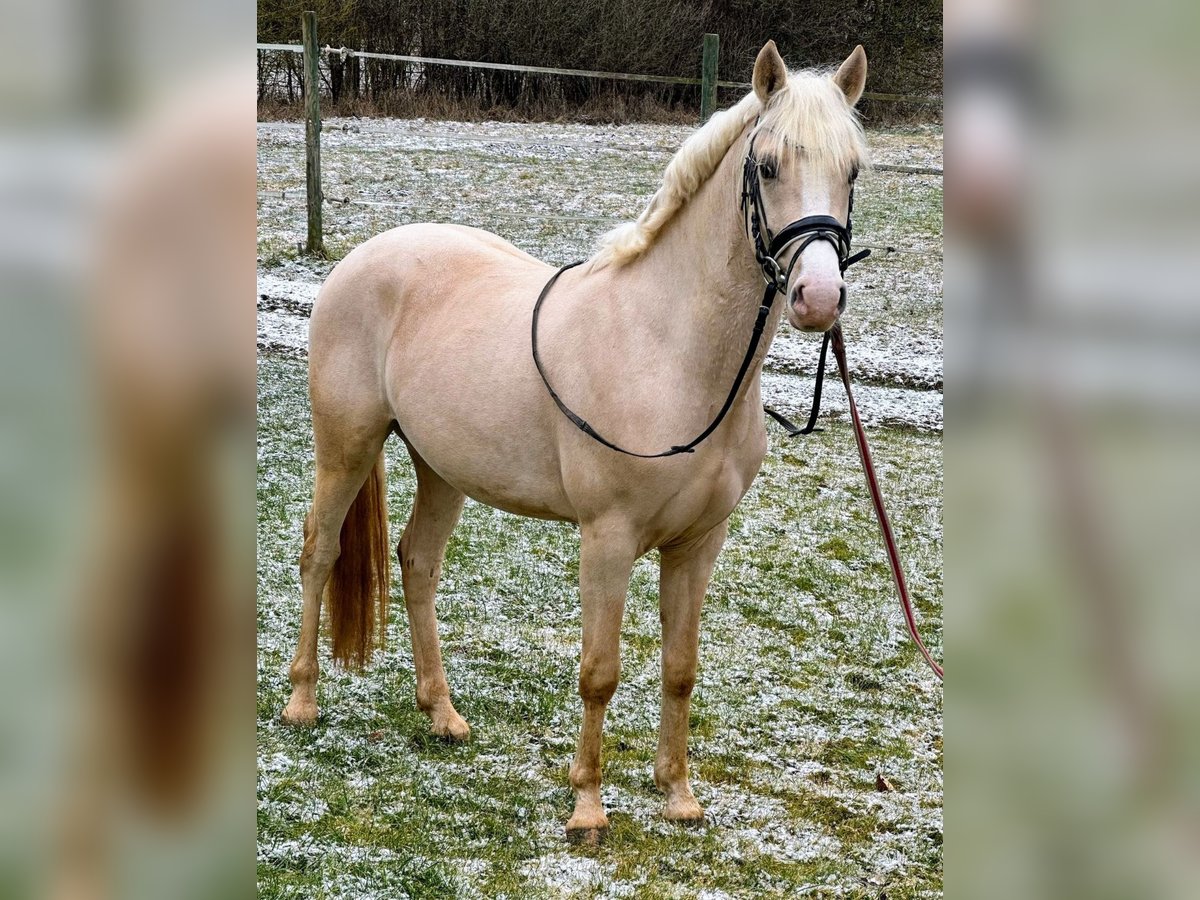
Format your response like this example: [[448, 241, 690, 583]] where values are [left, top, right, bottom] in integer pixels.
[[257, 118, 942, 898]]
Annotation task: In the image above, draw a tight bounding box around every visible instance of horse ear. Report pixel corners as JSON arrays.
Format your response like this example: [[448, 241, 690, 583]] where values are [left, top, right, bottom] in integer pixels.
[[833, 45, 868, 106], [753, 40, 788, 104]]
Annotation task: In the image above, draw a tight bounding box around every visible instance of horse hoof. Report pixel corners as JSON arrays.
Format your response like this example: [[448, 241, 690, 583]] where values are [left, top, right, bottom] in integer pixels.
[[565, 825, 608, 847], [431, 712, 471, 743], [281, 701, 318, 726], [663, 797, 705, 825]]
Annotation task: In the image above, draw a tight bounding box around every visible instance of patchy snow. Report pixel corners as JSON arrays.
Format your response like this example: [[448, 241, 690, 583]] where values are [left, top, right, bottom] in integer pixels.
[[771, 325, 943, 391], [519, 854, 612, 897], [761, 370, 943, 433], [256, 272, 317, 356], [257, 116, 942, 898]]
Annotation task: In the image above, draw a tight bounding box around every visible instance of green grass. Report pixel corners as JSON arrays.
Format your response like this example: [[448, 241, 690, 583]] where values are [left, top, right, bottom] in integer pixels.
[[257, 118, 942, 898], [256, 352, 942, 899]]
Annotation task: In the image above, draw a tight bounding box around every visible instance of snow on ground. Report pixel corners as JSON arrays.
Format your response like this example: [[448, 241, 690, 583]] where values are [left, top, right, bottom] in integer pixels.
[[257, 116, 942, 899]]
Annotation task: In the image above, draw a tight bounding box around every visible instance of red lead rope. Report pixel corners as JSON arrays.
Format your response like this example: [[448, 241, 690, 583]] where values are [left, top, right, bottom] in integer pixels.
[[830, 324, 944, 681]]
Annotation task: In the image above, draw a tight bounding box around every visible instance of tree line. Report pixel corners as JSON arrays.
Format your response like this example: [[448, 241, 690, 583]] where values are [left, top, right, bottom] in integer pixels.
[[257, 0, 941, 121]]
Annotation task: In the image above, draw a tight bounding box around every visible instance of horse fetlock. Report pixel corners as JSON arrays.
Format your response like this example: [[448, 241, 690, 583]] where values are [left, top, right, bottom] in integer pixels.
[[288, 657, 318, 687], [654, 756, 690, 793], [568, 759, 601, 794], [656, 758, 702, 822], [415, 680, 451, 712]]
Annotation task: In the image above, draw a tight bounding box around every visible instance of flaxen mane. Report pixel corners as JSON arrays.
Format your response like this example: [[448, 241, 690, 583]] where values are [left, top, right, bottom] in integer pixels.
[[591, 70, 868, 270]]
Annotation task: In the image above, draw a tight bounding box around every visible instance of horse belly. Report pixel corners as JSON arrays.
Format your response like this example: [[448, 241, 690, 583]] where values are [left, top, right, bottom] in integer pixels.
[[385, 312, 576, 523], [404, 421, 576, 521]]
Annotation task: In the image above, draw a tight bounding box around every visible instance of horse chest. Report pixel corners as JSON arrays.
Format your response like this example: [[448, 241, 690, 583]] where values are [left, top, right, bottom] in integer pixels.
[[648, 444, 764, 542]]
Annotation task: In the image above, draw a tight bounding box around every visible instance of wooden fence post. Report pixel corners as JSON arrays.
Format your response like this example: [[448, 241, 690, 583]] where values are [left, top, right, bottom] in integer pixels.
[[302, 11, 324, 256], [700, 33, 719, 123]]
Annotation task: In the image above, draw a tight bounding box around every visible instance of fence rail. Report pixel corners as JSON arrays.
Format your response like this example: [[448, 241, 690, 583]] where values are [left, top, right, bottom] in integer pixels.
[[255, 43, 942, 106]]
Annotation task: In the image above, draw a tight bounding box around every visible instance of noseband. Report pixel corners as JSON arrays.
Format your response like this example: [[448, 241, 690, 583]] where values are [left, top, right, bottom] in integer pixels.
[[741, 129, 870, 295]]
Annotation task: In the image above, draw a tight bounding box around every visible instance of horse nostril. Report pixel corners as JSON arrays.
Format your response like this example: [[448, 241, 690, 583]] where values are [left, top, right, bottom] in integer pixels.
[[838, 285, 847, 313]]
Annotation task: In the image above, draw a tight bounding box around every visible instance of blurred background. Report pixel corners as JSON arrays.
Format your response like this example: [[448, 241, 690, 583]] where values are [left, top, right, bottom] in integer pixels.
[[0, 0, 254, 898], [947, 0, 1200, 896], [1, 0, 1198, 896]]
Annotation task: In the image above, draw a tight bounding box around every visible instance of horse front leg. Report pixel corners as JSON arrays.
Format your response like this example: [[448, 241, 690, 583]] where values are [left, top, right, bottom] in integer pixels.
[[655, 519, 728, 823], [566, 521, 638, 845]]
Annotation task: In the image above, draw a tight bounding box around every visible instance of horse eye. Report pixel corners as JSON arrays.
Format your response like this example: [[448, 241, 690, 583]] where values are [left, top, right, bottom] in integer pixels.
[[849, 165, 860, 184], [759, 160, 778, 180]]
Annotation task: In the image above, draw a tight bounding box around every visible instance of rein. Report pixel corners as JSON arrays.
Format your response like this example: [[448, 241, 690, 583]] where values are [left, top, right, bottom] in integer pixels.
[[829, 324, 944, 680], [530, 129, 943, 681], [531, 261, 779, 459]]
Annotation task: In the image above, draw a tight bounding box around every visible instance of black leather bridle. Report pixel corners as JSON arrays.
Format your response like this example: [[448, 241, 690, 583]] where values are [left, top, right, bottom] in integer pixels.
[[741, 129, 870, 295], [531, 123, 870, 458]]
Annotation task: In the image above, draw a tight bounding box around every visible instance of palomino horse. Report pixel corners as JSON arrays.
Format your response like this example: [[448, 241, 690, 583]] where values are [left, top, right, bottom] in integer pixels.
[[282, 41, 870, 842]]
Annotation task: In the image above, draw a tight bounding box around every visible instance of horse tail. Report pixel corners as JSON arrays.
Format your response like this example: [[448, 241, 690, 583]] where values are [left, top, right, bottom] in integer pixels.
[[326, 452, 390, 670]]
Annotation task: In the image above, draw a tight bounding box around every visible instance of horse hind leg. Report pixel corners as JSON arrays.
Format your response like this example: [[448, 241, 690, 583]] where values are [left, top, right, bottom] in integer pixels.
[[282, 423, 391, 726], [398, 448, 470, 741]]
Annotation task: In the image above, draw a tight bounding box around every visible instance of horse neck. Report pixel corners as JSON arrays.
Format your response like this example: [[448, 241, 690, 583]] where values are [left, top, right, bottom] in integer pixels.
[[611, 129, 782, 393]]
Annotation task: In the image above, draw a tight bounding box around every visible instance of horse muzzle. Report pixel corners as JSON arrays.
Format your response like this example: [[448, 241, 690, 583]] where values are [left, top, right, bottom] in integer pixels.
[[787, 280, 846, 332]]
